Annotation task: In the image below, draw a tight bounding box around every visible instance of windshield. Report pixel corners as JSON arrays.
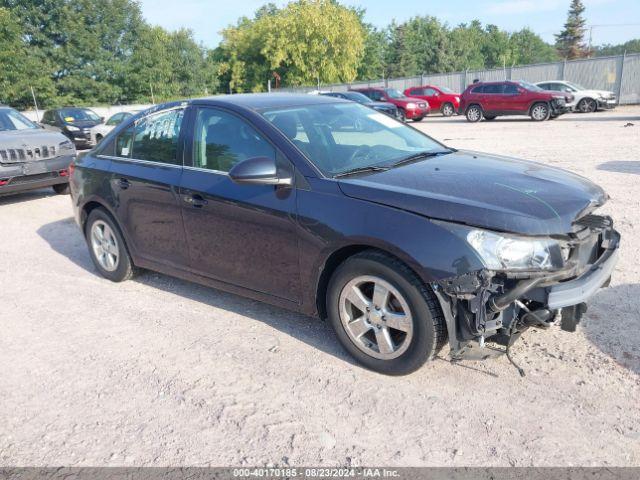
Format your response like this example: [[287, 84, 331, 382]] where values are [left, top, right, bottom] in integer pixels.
[[518, 81, 544, 92], [0, 108, 39, 131], [58, 108, 101, 123], [262, 102, 447, 176], [344, 92, 373, 104], [565, 81, 586, 91], [385, 88, 406, 99], [440, 87, 454, 93]]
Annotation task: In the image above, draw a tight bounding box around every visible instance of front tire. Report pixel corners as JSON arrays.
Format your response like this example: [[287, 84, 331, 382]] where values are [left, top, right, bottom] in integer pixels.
[[465, 105, 483, 122], [577, 98, 597, 113], [412, 117, 424, 123], [85, 208, 136, 282], [397, 109, 407, 122], [530, 102, 550, 121], [327, 250, 447, 375], [441, 103, 455, 117], [52, 183, 69, 195]]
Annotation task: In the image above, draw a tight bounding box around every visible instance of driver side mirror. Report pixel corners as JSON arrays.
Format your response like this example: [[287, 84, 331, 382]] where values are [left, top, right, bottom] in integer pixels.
[[229, 156, 292, 186]]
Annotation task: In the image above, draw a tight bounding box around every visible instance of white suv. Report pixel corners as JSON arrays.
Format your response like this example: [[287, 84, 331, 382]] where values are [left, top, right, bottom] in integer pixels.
[[536, 80, 616, 113]]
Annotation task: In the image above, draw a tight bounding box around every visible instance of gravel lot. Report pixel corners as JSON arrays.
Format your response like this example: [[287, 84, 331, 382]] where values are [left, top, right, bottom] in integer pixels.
[[1, 106, 639, 467]]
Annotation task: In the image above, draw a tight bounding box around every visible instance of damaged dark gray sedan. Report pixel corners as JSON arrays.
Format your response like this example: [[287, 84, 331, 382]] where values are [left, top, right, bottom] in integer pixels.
[[70, 94, 619, 375]]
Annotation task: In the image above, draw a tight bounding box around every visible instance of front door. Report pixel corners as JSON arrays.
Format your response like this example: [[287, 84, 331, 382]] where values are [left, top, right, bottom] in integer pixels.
[[107, 106, 189, 268], [179, 106, 300, 302]]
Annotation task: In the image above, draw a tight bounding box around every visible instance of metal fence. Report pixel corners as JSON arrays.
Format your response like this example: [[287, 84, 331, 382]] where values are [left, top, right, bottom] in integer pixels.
[[281, 53, 640, 105]]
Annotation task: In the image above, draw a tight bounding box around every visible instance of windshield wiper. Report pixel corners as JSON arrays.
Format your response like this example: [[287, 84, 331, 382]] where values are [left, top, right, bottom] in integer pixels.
[[390, 149, 453, 168], [334, 165, 390, 178]]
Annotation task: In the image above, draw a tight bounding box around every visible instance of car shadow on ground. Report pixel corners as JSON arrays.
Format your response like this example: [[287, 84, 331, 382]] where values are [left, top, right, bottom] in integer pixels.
[[581, 283, 640, 376], [556, 115, 639, 122], [0, 188, 56, 206], [37, 217, 357, 368], [597, 161, 640, 175]]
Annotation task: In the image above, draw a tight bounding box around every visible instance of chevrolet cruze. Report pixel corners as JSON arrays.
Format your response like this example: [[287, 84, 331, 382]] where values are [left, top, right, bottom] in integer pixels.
[[70, 94, 619, 375]]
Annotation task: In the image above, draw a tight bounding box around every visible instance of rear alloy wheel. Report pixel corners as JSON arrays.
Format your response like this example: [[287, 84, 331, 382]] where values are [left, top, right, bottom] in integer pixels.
[[465, 105, 483, 122], [530, 102, 550, 121], [578, 98, 597, 113], [52, 183, 70, 195], [85, 208, 136, 282], [327, 250, 446, 375], [441, 103, 455, 117]]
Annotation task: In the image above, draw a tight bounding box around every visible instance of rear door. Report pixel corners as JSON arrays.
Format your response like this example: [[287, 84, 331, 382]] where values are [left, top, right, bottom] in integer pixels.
[[106, 106, 189, 268], [179, 106, 300, 302]]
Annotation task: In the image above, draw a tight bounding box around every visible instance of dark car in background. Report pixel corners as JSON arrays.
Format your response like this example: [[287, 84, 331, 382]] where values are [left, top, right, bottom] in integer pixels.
[[459, 81, 573, 122], [350, 87, 429, 122], [0, 106, 76, 196], [70, 94, 619, 375], [404, 85, 460, 117], [41, 107, 104, 148], [321, 91, 398, 117]]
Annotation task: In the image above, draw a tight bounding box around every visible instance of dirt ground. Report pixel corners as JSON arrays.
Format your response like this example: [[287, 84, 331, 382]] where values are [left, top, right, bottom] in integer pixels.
[[1, 106, 639, 467]]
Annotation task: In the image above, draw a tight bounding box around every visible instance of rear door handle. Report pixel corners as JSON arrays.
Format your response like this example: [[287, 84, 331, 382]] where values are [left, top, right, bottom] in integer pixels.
[[117, 178, 130, 190], [183, 194, 208, 208]]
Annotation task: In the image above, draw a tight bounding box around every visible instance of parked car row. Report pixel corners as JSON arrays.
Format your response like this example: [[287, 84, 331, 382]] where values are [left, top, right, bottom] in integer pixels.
[[319, 79, 616, 124]]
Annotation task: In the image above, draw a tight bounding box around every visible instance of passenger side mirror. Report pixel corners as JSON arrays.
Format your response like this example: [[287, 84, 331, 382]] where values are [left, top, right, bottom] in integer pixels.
[[229, 156, 292, 186]]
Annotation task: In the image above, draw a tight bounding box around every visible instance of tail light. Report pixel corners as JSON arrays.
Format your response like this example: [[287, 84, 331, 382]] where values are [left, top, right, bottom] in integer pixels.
[[0, 178, 8, 186]]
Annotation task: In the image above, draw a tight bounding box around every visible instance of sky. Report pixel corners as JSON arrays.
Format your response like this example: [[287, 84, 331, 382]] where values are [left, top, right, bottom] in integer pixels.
[[139, 0, 640, 48]]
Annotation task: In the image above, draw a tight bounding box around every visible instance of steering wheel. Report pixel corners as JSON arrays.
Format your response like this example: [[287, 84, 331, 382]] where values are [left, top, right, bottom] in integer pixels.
[[348, 145, 373, 164]]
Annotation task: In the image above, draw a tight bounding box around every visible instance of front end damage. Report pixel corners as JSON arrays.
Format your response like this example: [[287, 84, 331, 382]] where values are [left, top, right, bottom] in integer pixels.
[[432, 214, 620, 373]]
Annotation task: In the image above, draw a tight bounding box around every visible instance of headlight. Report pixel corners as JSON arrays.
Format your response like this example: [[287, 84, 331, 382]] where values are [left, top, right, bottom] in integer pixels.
[[437, 221, 568, 271], [455, 96, 460, 102], [66, 125, 80, 132], [406, 103, 417, 110]]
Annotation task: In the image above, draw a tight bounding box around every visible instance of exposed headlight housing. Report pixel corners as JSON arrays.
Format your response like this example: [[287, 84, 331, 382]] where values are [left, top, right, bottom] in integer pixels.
[[436, 221, 568, 272]]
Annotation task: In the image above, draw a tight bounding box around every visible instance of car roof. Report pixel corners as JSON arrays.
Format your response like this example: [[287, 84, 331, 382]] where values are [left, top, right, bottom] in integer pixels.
[[193, 93, 346, 110]]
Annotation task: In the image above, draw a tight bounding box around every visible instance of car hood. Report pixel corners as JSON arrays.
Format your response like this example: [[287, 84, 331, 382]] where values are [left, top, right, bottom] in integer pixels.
[[0, 128, 70, 149], [66, 120, 101, 128], [337, 150, 607, 236], [396, 97, 427, 106], [371, 101, 396, 108], [580, 89, 614, 97]]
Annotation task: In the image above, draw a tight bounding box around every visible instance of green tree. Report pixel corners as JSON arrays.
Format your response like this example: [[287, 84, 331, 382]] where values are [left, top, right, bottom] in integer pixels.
[[218, 0, 365, 91], [594, 39, 640, 56], [510, 28, 559, 64], [0, 7, 56, 109], [357, 25, 388, 81], [555, 0, 589, 59]]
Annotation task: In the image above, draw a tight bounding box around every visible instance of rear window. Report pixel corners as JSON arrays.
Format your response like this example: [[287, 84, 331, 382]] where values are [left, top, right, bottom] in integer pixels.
[[471, 85, 484, 94]]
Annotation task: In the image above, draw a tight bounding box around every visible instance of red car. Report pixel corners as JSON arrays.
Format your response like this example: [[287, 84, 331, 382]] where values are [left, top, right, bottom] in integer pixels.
[[459, 80, 573, 122], [351, 87, 430, 122], [404, 85, 460, 117]]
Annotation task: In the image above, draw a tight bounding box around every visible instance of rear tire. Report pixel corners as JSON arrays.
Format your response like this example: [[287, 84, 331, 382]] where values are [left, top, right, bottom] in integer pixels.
[[326, 250, 447, 376], [441, 103, 455, 117], [484, 115, 497, 121], [465, 105, 483, 122], [530, 102, 550, 121], [85, 208, 136, 282], [52, 183, 69, 195]]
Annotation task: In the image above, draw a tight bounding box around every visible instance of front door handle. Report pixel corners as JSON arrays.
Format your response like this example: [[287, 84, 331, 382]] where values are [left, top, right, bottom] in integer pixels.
[[183, 194, 208, 208], [117, 178, 130, 190]]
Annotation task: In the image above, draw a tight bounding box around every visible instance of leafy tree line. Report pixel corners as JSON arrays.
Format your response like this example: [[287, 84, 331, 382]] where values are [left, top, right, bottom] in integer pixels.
[[0, 0, 637, 108], [0, 0, 217, 109]]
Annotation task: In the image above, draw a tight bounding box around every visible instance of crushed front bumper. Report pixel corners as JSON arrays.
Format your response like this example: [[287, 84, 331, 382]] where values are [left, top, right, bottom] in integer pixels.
[[433, 217, 620, 360]]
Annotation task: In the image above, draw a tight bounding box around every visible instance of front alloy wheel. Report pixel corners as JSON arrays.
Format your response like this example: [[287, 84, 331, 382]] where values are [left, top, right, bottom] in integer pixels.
[[327, 250, 447, 375], [339, 276, 413, 360], [441, 103, 455, 117], [530, 103, 550, 121], [578, 98, 597, 113]]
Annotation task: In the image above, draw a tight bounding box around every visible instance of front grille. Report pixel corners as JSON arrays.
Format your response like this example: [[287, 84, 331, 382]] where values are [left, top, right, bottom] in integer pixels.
[[0, 145, 57, 163]]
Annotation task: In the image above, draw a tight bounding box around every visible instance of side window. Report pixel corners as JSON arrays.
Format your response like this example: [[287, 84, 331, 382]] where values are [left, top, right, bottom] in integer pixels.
[[130, 109, 184, 164], [503, 84, 519, 95], [106, 113, 123, 126], [471, 85, 485, 94], [409, 88, 422, 96], [538, 83, 551, 90], [369, 91, 383, 101], [484, 84, 502, 94], [193, 108, 275, 173], [424, 88, 438, 96]]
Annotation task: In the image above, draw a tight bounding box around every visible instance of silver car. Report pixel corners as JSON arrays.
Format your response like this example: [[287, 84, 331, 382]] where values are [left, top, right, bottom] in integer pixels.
[[0, 106, 76, 196], [536, 80, 617, 113]]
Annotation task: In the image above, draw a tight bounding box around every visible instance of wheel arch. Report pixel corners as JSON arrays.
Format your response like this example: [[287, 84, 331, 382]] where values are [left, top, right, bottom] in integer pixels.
[[79, 198, 135, 260], [315, 244, 431, 320], [528, 100, 550, 115]]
